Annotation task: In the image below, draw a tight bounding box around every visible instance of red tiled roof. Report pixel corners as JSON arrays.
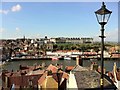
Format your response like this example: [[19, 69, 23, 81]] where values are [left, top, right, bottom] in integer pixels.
[[65, 66, 74, 71], [84, 52, 97, 55], [46, 64, 58, 73], [107, 72, 116, 83], [108, 69, 120, 82], [111, 54, 120, 58], [38, 72, 47, 85], [116, 71, 120, 81]]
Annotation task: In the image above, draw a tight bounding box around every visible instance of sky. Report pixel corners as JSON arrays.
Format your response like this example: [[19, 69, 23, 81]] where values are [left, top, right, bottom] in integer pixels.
[[0, 1, 118, 42]]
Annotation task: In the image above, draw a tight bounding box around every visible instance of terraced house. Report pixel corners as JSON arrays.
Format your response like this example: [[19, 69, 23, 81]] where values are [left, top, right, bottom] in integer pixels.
[[2, 64, 69, 90]]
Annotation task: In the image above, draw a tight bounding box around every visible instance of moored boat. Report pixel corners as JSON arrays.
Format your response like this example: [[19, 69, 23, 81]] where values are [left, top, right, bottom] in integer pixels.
[[64, 55, 71, 60], [52, 57, 59, 61]]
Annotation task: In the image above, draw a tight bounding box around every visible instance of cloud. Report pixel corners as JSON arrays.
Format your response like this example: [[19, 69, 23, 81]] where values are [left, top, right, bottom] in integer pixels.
[[0, 4, 22, 15], [0, 10, 9, 14], [11, 4, 22, 12]]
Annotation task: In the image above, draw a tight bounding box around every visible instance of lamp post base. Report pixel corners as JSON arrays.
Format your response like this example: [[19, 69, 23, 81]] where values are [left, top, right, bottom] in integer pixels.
[[100, 78, 104, 90]]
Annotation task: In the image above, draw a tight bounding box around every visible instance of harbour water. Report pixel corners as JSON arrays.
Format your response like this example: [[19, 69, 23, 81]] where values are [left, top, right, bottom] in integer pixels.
[[1, 59, 120, 72]]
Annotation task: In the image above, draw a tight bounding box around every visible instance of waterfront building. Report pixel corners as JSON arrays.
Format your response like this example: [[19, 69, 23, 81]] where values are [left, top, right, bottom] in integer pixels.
[[55, 37, 66, 44], [46, 42, 54, 50], [50, 38, 56, 44], [65, 38, 81, 44], [38, 36, 54, 51], [111, 52, 120, 58], [51, 37, 93, 44], [109, 46, 120, 53], [81, 38, 93, 43], [82, 51, 98, 59], [98, 51, 111, 58]]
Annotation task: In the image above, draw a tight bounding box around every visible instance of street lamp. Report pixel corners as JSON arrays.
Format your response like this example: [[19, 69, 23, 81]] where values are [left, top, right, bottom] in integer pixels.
[[57, 68, 61, 90], [95, 2, 112, 89]]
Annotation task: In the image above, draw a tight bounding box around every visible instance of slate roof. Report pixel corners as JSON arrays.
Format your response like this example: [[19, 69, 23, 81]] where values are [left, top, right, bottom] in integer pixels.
[[75, 71, 100, 88], [72, 65, 117, 89], [71, 65, 89, 72]]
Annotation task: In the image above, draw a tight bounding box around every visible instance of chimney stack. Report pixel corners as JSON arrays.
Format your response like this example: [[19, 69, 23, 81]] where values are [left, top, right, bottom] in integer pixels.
[[76, 55, 83, 66]]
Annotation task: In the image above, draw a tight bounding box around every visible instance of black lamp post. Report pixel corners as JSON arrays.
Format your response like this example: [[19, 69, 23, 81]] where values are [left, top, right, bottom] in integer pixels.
[[57, 68, 61, 90], [95, 2, 112, 89]]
